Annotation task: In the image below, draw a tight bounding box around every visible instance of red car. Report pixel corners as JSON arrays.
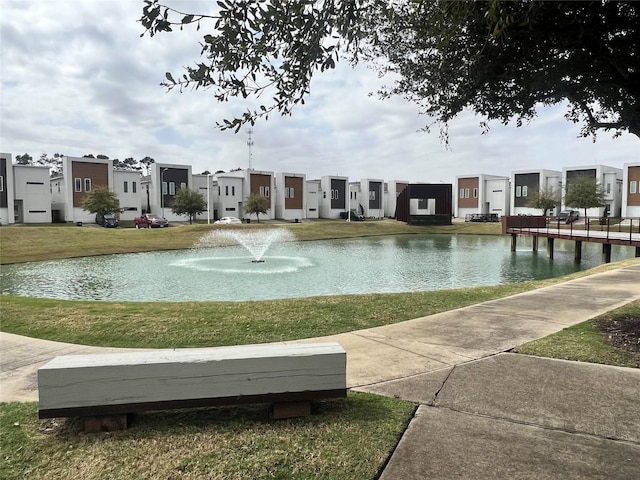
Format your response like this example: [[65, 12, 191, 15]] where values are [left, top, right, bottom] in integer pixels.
[[134, 214, 169, 229]]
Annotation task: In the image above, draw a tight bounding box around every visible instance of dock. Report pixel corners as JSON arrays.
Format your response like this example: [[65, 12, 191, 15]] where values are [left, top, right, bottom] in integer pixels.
[[502, 216, 640, 262]]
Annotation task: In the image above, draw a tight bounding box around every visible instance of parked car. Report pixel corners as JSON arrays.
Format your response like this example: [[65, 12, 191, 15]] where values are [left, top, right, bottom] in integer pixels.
[[214, 216, 242, 224], [95, 212, 119, 228], [469, 213, 499, 223], [339, 210, 365, 221], [134, 214, 169, 228], [556, 210, 580, 224]]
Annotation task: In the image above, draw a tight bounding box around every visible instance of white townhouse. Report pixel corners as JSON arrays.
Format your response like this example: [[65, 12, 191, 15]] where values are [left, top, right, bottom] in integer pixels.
[[510, 169, 562, 216], [304, 179, 321, 219], [113, 169, 143, 222], [319, 175, 348, 219], [455, 174, 510, 219], [275, 172, 306, 221], [562, 165, 623, 217]]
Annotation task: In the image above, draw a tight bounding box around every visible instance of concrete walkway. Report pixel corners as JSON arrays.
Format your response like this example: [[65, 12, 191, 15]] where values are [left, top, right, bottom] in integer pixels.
[[1, 263, 640, 479]]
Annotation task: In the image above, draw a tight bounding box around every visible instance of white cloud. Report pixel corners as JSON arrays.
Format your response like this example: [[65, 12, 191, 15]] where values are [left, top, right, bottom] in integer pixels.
[[1, 0, 638, 185]]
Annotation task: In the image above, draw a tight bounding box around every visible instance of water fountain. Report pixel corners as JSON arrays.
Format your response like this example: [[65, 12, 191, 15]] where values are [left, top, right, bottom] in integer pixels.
[[194, 228, 295, 263]]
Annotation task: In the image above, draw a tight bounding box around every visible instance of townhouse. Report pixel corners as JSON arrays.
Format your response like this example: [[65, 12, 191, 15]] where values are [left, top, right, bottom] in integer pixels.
[[1, 152, 638, 225]]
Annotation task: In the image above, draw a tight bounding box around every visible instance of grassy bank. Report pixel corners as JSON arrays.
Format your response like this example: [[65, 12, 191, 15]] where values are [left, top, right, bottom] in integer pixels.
[[0, 220, 501, 264], [1, 283, 540, 348]]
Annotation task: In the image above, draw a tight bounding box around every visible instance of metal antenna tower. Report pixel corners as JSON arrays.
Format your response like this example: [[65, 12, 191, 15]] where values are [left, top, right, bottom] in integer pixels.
[[246, 128, 254, 170]]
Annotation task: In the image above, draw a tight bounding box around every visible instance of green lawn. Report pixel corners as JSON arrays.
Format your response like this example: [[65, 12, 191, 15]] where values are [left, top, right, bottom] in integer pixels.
[[514, 300, 640, 368], [1, 393, 416, 480]]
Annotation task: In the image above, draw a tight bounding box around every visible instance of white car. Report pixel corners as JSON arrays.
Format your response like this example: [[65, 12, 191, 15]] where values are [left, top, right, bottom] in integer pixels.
[[214, 216, 242, 224]]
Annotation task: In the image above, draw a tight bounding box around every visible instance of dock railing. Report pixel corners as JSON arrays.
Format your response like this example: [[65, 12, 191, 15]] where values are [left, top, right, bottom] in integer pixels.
[[502, 215, 640, 247]]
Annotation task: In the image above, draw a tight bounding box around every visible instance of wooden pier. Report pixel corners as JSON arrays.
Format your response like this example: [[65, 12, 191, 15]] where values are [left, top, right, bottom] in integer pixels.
[[502, 216, 640, 263]]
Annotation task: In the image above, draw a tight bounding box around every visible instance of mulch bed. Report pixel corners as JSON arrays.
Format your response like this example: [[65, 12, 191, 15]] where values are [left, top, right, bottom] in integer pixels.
[[597, 316, 640, 360]]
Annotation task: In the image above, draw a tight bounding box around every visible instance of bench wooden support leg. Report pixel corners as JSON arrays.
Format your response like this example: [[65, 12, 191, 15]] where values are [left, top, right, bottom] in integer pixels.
[[84, 414, 130, 433], [271, 401, 311, 420]]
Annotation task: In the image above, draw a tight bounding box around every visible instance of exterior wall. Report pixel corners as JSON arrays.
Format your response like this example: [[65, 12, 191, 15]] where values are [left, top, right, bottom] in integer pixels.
[[151, 163, 192, 221], [61, 156, 114, 223], [456, 175, 510, 218], [562, 165, 623, 217], [275, 173, 305, 220], [385, 180, 408, 218], [0, 153, 14, 225], [250, 171, 275, 220], [360, 178, 384, 218], [192, 174, 213, 222], [485, 177, 510, 217], [13, 165, 52, 223], [50, 175, 66, 222], [348, 182, 361, 214], [621, 163, 640, 217], [113, 170, 143, 221], [305, 179, 320, 219], [320, 176, 347, 218], [511, 169, 561, 216], [456, 177, 479, 212], [214, 174, 244, 220]]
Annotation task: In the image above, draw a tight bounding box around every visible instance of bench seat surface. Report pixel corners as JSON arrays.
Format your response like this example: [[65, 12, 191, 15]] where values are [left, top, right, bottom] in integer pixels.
[[38, 342, 346, 413]]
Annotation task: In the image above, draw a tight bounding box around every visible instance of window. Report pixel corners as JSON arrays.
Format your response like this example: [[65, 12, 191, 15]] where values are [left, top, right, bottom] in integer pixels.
[[180, 182, 186, 190], [259, 185, 270, 197], [369, 190, 376, 201], [515, 186, 522, 197], [75, 178, 82, 192], [123, 181, 128, 193], [464, 188, 469, 198], [162, 182, 168, 195], [225, 185, 229, 196], [606, 183, 611, 194], [285, 187, 290, 199], [289, 187, 294, 199], [0, 175, 3, 191], [331, 189, 338, 200], [84, 178, 91, 192], [522, 186, 528, 197], [323, 192, 326, 199], [459, 188, 465, 198], [260, 186, 264, 196], [132, 182, 137, 193], [631, 181, 638, 194], [231, 186, 235, 196], [169, 182, 175, 195], [473, 188, 478, 198]]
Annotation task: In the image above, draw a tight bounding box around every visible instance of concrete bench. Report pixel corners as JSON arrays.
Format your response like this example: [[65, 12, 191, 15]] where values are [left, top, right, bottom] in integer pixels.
[[38, 342, 346, 431]]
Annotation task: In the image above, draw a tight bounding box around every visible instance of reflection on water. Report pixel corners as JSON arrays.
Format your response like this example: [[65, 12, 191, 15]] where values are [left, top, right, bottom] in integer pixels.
[[0, 234, 634, 302]]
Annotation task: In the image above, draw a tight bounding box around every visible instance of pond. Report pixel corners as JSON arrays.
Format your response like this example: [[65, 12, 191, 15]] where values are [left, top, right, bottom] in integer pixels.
[[0, 234, 633, 302]]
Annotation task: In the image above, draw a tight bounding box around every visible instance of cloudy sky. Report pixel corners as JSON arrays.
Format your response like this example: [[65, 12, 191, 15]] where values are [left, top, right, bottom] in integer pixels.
[[1, 1, 638, 185]]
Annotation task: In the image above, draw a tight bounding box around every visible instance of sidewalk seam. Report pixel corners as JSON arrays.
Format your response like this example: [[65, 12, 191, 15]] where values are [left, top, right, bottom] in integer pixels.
[[430, 404, 640, 447]]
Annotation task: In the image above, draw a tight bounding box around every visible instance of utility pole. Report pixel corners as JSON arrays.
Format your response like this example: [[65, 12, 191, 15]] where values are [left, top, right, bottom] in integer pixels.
[[247, 128, 254, 170]]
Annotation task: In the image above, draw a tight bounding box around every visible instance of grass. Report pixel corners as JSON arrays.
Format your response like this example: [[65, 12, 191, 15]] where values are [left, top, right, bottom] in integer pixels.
[[0, 393, 416, 480], [514, 299, 640, 368], [0, 220, 502, 264], [1, 283, 543, 348]]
